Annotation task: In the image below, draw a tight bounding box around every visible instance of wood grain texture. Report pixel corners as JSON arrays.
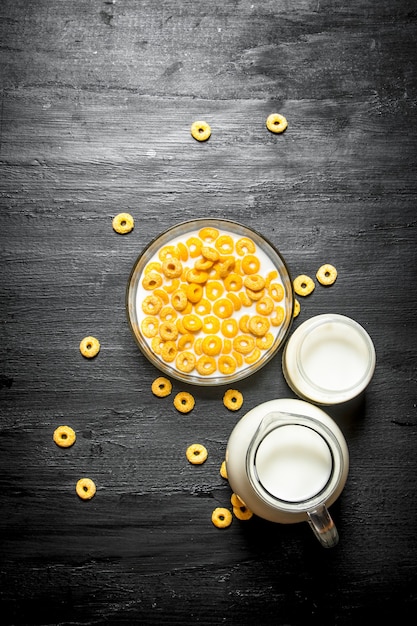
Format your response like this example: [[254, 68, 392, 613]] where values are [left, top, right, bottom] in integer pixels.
[[1, 0, 417, 624]]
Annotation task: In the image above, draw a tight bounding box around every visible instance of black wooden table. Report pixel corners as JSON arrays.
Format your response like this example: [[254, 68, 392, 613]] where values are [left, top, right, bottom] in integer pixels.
[[1, 1, 416, 624]]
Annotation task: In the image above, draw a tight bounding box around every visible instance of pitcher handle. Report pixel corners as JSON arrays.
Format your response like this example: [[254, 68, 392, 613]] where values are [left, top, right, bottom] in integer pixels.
[[307, 505, 339, 548]]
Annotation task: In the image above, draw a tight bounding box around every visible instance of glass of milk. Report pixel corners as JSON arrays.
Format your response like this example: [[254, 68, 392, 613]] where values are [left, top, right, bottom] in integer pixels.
[[226, 398, 349, 548], [282, 314, 376, 405]]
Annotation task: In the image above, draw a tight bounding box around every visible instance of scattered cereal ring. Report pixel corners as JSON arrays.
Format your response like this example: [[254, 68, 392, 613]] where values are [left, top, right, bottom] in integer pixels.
[[171, 290, 188, 312], [236, 237, 256, 256], [233, 505, 253, 521], [256, 296, 274, 316], [230, 493, 245, 507], [76, 478, 96, 500], [241, 254, 260, 275], [159, 321, 179, 342], [142, 271, 163, 290], [218, 355, 237, 375], [186, 443, 208, 465], [202, 335, 222, 357], [159, 245, 179, 261], [183, 314, 203, 333], [233, 335, 255, 355], [186, 236, 202, 257], [220, 460, 228, 479], [224, 273, 242, 292], [79, 336, 100, 359], [266, 113, 288, 134], [186, 283, 203, 304], [174, 391, 195, 413], [194, 298, 211, 315], [176, 351, 196, 373], [293, 299, 301, 318], [268, 282, 284, 302], [151, 376, 172, 397], [112, 212, 134, 234], [199, 227, 219, 243], [211, 507, 233, 529], [316, 264, 338, 286], [249, 315, 270, 337], [213, 298, 233, 319], [271, 306, 285, 327], [160, 306, 178, 322], [142, 294, 163, 315], [223, 389, 243, 411], [221, 318, 238, 338], [243, 274, 265, 292], [201, 246, 220, 262], [215, 235, 234, 255], [162, 257, 183, 279], [196, 355, 217, 376], [53, 425, 76, 448], [293, 274, 315, 297], [177, 333, 194, 351], [141, 317, 159, 338], [206, 280, 224, 301], [256, 332, 274, 350], [191, 120, 211, 142]]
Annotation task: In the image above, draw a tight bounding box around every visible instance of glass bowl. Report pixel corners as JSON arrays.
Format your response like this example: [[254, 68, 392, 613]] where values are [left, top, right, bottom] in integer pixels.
[[126, 218, 294, 386]]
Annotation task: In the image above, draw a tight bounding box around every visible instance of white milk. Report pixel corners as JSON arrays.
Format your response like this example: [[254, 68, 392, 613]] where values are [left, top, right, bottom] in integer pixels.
[[255, 424, 332, 502]]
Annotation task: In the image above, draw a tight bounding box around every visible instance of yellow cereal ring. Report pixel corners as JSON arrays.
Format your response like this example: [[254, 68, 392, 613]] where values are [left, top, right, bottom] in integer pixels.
[[293, 298, 301, 318], [79, 336, 100, 359], [248, 315, 270, 337], [151, 376, 172, 397], [194, 257, 213, 271], [271, 306, 285, 327], [238, 315, 250, 333], [265, 269, 278, 286], [151, 336, 164, 355], [232, 350, 244, 367], [233, 335, 255, 355], [316, 264, 338, 286], [224, 273, 242, 292], [223, 389, 244, 411], [186, 283, 203, 304], [202, 335, 222, 356], [236, 237, 256, 256], [293, 274, 315, 296], [186, 269, 209, 284], [145, 261, 162, 274], [196, 355, 217, 376], [141, 316, 159, 338], [256, 296, 274, 315], [217, 256, 235, 278], [177, 241, 189, 262], [222, 338, 232, 354], [233, 504, 253, 521], [176, 317, 187, 335], [266, 113, 288, 134], [213, 298, 233, 319], [226, 292, 242, 312], [230, 493, 245, 507], [191, 120, 211, 142], [241, 254, 260, 275], [163, 278, 180, 294], [142, 271, 163, 290], [153, 288, 169, 304], [245, 347, 261, 365], [158, 245, 179, 261], [221, 318, 238, 338], [243, 274, 265, 292], [212, 507, 232, 529], [220, 460, 228, 479], [76, 478, 96, 500], [246, 287, 265, 301], [194, 337, 203, 355], [186, 237, 202, 258], [238, 291, 252, 307], [171, 289, 188, 311], [256, 332, 274, 350], [53, 425, 76, 448], [162, 257, 183, 279], [174, 391, 195, 413], [183, 314, 203, 333], [159, 321, 178, 342], [176, 351, 196, 373], [112, 212, 134, 234], [199, 227, 219, 243], [178, 333, 194, 351], [159, 306, 177, 322], [161, 340, 177, 362], [215, 235, 234, 255], [269, 282, 284, 302], [206, 280, 224, 301], [194, 298, 211, 315], [142, 294, 163, 315], [218, 355, 237, 375], [186, 443, 208, 464], [201, 246, 220, 262]]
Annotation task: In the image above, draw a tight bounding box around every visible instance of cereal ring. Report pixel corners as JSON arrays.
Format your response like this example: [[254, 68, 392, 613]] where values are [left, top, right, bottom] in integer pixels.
[[223, 389, 243, 411], [230, 492, 245, 507], [151, 336, 165, 355], [176, 351, 196, 373], [151, 376, 172, 397], [269, 282, 284, 302], [76, 478, 96, 500], [162, 257, 183, 279], [191, 120, 211, 142], [163, 278, 180, 294], [153, 288, 169, 304], [161, 340, 177, 362], [245, 347, 261, 364], [159, 245, 179, 262], [224, 273, 242, 292], [233, 505, 253, 521], [174, 391, 195, 413], [194, 337, 203, 355], [293, 298, 301, 318], [236, 237, 256, 256], [186, 269, 209, 284], [79, 336, 100, 359], [142, 294, 163, 315], [178, 333, 194, 351], [256, 296, 274, 316], [238, 315, 250, 334], [194, 257, 213, 271], [221, 318, 238, 338], [232, 350, 244, 367], [206, 280, 224, 301], [316, 264, 338, 286], [238, 291, 252, 307], [141, 316, 159, 338], [159, 306, 177, 322], [256, 332, 274, 350], [265, 270, 278, 286], [142, 271, 163, 290], [159, 321, 178, 342], [199, 227, 219, 243], [213, 298, 233, 319], [194, 298, 211, 315], [218, 355, 237, 375], [186, 443, 208, 465], [177, 241, 189, 262], [215, 235, 234, 255], [186, 283, 203, 304], [183, 314, 203, 333], [266, 113, 288, 134], [186, 236, 202, 257], [233, 335, 255, 355], [249, 315, 270, 337], [243, 274, 265, 292], [145, 261, 162, 275], [222, 338, 232, 354], [211, 507, 233, 529], [202, 335, 222, 356], [241, 254, 260, 275], [53, 425, 76, 448], [226, 292, 242, 311], [201, 246, 220, 262], [271, 306, 285, 327], [293, 274, 315, 296], [171, 289, 188, 312], [112, 212, 134, 234], [220, 460, 228, 479], [196, 355, 217, 376]]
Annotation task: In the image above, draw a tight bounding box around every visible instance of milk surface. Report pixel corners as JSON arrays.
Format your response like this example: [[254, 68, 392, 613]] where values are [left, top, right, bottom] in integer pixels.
[[255, 424, 332, 502]]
